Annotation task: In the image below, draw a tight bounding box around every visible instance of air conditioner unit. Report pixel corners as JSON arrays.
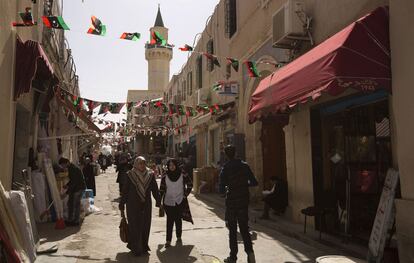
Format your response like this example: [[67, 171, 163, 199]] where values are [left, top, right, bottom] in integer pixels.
[[272, 0, 308, 49], [196, 89, 210, 105]]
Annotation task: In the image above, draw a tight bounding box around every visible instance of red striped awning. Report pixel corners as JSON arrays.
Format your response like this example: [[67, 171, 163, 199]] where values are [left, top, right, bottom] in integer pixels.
[[14, 39, 54, 100], [249, 7, 390, 123]]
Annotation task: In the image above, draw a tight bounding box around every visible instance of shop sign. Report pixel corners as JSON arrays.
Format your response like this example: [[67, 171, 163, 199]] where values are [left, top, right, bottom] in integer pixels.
[[368, 168, 399, 262], [217, 82, 238, 96]]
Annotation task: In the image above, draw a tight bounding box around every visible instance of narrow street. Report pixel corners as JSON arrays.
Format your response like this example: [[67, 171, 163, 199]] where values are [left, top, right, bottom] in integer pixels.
[[36, 168, 328, 263]]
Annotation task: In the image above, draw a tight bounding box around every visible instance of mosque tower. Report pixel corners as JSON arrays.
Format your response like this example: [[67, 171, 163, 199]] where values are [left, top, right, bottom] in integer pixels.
[[145, 5, 173, 91]]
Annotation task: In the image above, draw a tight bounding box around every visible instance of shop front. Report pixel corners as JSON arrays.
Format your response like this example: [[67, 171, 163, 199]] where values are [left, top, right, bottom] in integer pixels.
[[248, 6, 392, 237], [310, 90, 394, 242]]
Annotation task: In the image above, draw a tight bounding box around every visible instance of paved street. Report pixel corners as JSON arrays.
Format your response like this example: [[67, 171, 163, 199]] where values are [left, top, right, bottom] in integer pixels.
[[36, 168, 329, 263]]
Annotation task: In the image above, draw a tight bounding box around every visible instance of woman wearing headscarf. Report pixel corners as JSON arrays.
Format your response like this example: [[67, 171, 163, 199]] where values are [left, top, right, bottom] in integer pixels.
[[119, 156, 160, 256], [159, 158, 193, 248]]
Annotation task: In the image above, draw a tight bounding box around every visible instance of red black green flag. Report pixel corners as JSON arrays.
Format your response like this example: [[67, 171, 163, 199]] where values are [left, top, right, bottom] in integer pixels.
[[13, 8, 37, 27], [99, 103, 109, 114], [244, 61, 260, 78], [127, 102, 134, 112], [42, 16, 69, 30], [87, 16, 106, 36], [210, 104, 220, 114], [226, 57, 239, 72], [179, 44, 193, 52], [212, 81, 224, 91], [150, 31, 167, 46], [120, 32, 140, 41], [177, 105, 185, 116], [186, 107, 197, 117], [168, 104, 176, 115], [203, 53, 221, 67], [197, 105, 209, 114], [109, 103, 124, 113]]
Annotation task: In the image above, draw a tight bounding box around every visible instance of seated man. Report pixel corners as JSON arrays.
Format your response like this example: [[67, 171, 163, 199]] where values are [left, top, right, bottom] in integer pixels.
[[260, 176, 288, 219]]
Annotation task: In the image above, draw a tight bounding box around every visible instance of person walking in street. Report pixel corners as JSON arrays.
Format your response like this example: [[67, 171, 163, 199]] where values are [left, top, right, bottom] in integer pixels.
[[59, 158, 86, 226], [119, 156, 160, 256], [82, 157, 96, 196], [219, 145, 258, 263], [99, 153, 108, 173], [159, 158, 193, 248], [116, 153, 132, 195]]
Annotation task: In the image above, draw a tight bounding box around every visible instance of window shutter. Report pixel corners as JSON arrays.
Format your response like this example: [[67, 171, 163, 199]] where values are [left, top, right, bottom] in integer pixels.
[[225, 0, 237, 38]]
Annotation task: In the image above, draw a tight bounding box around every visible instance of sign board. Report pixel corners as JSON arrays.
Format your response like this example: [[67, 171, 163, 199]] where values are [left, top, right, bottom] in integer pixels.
[[368, 168, 399, 262], [217, 82, 239, 96]]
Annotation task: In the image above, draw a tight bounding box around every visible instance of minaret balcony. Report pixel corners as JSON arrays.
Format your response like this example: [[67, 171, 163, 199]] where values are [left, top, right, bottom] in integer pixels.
[[145, 43, 173, 51]]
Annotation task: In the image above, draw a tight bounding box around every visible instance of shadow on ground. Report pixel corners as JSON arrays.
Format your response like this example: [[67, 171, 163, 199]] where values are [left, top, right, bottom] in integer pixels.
[[37, 223, 81, 243], [156, 244, 198, 263], [193, 194, 327, 263]]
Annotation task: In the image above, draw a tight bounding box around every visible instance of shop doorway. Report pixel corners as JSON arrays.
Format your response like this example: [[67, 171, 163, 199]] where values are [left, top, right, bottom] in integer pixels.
[[261, 117, 288, 190], [311, 94, 394, 243]]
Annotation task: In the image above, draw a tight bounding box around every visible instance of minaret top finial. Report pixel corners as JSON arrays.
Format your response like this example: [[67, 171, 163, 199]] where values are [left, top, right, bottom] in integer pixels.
[[154, 4, 165, 27]]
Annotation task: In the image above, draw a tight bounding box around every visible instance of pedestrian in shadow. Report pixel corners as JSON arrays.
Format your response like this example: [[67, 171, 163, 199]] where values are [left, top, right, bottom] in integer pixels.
[[159, 158, 193, 248], [119, 156, 161, 256], [219, 145, 258, 263]]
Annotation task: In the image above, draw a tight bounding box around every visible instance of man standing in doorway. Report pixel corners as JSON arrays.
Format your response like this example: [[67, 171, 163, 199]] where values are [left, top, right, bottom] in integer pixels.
[[219, 145, 258, 263], [60, 158, 86, 226]]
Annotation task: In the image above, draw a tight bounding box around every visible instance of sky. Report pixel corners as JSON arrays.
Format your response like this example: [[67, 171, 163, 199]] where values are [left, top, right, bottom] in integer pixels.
[[64, 0, 219, 103]]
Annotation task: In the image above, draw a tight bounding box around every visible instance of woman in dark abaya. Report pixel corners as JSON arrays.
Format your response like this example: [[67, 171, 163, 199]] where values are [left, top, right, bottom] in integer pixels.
[[119, 156, 160, 256], [82, 158, 96, 196]]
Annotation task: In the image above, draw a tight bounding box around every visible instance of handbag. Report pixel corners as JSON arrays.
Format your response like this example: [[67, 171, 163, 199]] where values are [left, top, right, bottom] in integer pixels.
[[159, 205, 165, 217], [119, 213, 128, 243]]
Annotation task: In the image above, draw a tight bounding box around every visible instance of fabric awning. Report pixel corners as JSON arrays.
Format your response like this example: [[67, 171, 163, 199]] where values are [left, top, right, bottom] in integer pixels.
[[249, 6, 390, 123], [15, 39, 54, 100]]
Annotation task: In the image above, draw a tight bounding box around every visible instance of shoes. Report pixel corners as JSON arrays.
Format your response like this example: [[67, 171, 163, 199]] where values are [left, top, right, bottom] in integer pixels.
[[224, 257, 237, 263], [165, 241, 171, 248], [176, 238, 183, 245], [247, 252, 256, 263]]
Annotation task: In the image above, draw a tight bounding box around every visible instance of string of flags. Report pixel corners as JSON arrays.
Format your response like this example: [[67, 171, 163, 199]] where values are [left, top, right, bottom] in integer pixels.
[[13, 7, 283, 78], [56, 86, 236, 121]]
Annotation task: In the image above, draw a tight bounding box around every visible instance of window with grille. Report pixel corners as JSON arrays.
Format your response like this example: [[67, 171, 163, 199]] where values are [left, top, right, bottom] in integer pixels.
[[225, 0, 237, 38], [207, 39, 214, 72], [187, 72, 193, 96], [196, 55, 203, 89]]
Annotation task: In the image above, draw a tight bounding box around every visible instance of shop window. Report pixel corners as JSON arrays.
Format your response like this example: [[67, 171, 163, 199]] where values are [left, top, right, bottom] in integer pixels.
[[225, 0, 237, 38]]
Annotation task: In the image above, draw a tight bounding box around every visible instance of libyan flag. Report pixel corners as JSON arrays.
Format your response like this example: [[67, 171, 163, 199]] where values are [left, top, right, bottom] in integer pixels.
[[87, 16, 106, 36], [179, 44, 193, 52], [120, 32, 140, 41], [244, 61, 260, 78], [150, 31, 167, 46], [226, 57, 239, 72], [42, 16, 69, 30], [203, 53, 221, 67]]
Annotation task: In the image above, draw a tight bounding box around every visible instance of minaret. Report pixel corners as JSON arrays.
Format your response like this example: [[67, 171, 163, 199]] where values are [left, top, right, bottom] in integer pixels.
[[145, 5, 173, 91]]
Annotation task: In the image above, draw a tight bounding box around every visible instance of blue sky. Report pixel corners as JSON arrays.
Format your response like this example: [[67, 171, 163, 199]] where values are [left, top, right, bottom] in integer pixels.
[[64, 0, 219, 102]]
